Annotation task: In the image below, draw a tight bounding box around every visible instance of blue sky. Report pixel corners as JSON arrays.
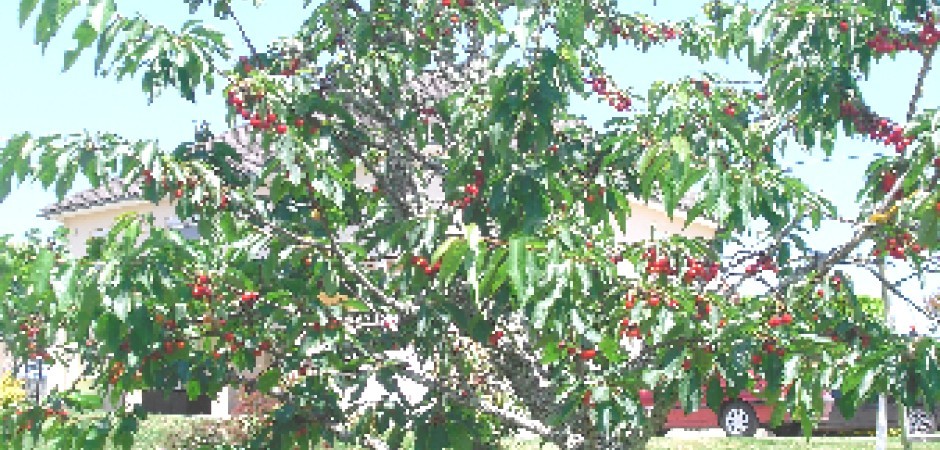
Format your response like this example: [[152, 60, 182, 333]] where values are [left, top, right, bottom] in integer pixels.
[[1, 0, 938, 333]]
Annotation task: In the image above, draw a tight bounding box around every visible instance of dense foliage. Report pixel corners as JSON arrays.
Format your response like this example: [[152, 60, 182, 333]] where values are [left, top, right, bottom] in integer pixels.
[[2, 0, 940, 449]]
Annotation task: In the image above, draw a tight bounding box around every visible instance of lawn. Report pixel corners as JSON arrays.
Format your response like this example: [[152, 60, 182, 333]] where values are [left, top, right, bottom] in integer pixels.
[[644, 437, 940, 450], [21, 415, 940, 449]]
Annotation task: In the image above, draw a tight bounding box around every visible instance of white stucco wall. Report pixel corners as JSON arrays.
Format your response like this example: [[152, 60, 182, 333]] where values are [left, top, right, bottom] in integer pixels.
[[52, 199, 180, 259]]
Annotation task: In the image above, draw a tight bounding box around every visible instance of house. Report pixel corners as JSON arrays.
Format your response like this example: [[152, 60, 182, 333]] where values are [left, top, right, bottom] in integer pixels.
[[6, 58, 718, 417]]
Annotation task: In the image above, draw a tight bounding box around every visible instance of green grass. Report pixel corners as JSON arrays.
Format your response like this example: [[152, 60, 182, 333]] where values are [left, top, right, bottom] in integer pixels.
[[644, 437, 940, 450], [22, 415, 940, 450]]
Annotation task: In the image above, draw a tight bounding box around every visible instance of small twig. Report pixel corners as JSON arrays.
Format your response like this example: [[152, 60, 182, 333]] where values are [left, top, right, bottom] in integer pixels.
[[907, 47, 935, 121], [225, 4, 258, 58]]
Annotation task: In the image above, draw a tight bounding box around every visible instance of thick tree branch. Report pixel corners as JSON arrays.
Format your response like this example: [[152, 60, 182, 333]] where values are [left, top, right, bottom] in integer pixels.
[[395, 365, 559, 437]]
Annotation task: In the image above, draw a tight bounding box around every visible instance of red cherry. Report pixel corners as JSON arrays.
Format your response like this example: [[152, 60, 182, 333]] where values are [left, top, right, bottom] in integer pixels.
[[580, 349, 597, 360], [294, 118, 304, 128], [781, 313, 793, 325], [839, 21, 849, 32], [275, 124, 288, 134], [682, 359, 692, 370], [768, 316, 781, 327], [266, 113, 277, 123], [442, 0, 451, 5], [648, 296, 661, 307], [488, 331, 504, 346], [752, 354, 763, 365], [724, 106, 735, 116]]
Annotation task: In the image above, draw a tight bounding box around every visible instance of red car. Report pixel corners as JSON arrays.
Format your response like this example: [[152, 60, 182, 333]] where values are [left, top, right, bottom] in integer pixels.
[[639, 388, 775, 436], [639, 385, 939, 437], [638, 373, 780, 437]]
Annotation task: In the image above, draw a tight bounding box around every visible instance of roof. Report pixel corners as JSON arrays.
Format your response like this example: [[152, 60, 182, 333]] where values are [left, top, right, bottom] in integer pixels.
[[39, 125, 267, 218], [39, 178, 144, 218]]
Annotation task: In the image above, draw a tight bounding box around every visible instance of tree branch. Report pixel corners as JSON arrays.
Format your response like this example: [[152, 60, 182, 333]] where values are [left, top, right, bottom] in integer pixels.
[[907, 47, 936, 121], [224, 4, 258, 58], [395, 365, 560, 437]]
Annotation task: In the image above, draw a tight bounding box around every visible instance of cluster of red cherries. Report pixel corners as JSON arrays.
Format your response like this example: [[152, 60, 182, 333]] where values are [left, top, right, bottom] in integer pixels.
[[583, 76, 633, 112], [189, 274, 214, 300], [641, 247, 720, 284], [410, 255, 442, 276], [642, 247, 675, 275], [840, 103, 915, 154], [872, 231, 923, 260], [610, 22, 681, 42], [744, 254, 779, 275], [683, 257, 721, 283], [450, 169, 484, 209], [857, 12, 940, 54]]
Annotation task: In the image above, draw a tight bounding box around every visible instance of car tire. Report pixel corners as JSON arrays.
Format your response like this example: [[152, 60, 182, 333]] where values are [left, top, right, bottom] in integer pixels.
[[906, 407, 937, 435], [720, 401, 759, 437]]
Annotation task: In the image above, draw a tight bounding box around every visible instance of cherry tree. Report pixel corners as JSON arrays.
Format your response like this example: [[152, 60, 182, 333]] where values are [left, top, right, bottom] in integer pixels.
[[1, 0, 940, 449]]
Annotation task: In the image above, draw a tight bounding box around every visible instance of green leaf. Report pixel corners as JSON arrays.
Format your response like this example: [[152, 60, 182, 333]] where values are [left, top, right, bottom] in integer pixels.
[[19, 0, 41, 27], [64, 21, 97, 71], [706, 375, 724, 413], [256, 368, 280, 393], [95, 312, 122, 349], [599, 335, 623, 364], [30, 248, 54, 295], [438, 239, 468, 283], [185, 380, 201, 400], [431, 236, 459, 265], [342, 299, 369, 312], [446, 422, 472, 450], [508, 236, 528, 302]]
